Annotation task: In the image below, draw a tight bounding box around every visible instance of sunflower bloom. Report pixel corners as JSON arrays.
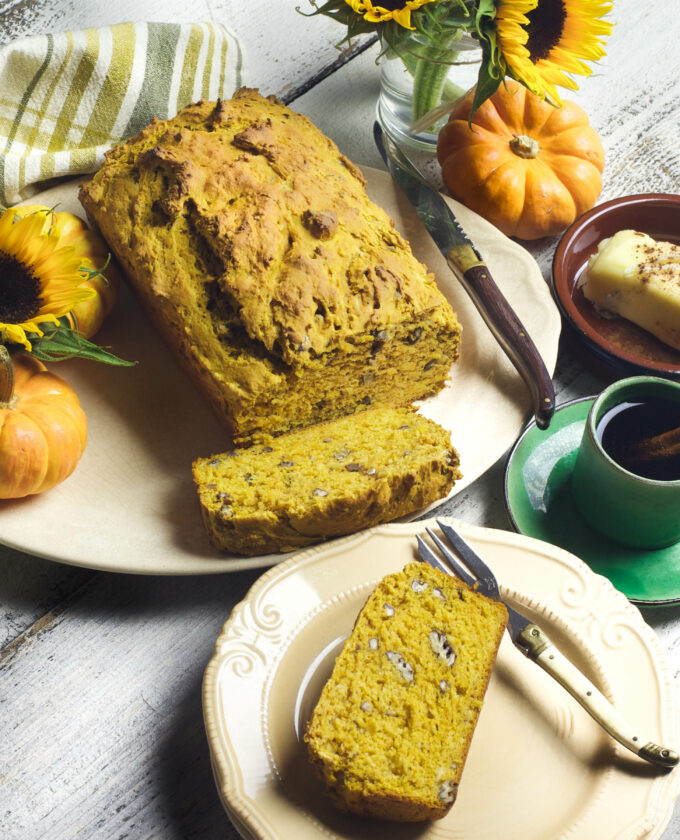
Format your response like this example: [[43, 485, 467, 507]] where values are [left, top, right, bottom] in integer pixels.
[[344, 0, 438, 29], [0, 209, 95, 350], [495, 0, 613, 104]]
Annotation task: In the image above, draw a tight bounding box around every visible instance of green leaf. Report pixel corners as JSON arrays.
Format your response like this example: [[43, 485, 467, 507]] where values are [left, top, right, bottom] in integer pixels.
[[299, 0, 483, 51], [24, 319, 135, 366], [296, 0, 346, 18], [296, 0, 378, 43], [474, 0, 497, 37], [79, 252, 111, 284], [469, 50, 503, 117]]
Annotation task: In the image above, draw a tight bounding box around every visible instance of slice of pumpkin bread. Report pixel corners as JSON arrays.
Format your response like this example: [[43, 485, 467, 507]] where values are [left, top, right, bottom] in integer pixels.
[[304, 561, 507, 821], [192, 406, 460, 555]]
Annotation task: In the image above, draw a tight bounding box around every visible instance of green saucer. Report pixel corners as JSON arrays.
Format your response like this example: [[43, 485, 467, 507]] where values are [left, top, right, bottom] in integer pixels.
[[504, 397, 680, 606]]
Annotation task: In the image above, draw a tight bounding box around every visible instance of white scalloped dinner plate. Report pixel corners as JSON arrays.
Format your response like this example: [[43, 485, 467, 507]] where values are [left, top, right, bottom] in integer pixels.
[[203, 518, 680, 840], [0, 170, 559, 574]]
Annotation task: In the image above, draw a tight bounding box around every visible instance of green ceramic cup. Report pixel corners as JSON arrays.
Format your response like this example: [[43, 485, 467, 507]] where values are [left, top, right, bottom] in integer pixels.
[[571, 376, 680, 549]]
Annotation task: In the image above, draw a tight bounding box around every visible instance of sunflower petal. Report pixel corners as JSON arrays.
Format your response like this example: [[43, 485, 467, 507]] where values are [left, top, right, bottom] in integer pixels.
[[0, 211, 98, 342], [1, 323, 33, 349], [343, 0, 436, 28], [495, 0, 612, 101]]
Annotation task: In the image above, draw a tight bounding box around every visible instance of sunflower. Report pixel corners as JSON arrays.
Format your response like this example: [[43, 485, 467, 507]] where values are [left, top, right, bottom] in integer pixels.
[[344, 0, 438, 29], [494, 0, 613, 104], [0, 209, 95, 350]]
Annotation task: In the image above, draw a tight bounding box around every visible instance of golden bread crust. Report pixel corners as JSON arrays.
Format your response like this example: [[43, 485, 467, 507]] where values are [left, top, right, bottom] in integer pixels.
[[79, 89, 461, 443]]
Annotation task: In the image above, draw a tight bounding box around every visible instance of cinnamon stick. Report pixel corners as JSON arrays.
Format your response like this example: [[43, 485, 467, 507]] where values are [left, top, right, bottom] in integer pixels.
[[619, 426, 680, 464]]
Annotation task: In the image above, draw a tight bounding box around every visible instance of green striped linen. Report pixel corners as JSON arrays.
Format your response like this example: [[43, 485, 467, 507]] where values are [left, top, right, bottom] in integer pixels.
[[0, 21, 244, 207]]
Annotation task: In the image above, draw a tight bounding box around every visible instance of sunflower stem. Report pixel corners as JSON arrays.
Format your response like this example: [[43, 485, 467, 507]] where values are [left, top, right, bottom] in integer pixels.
[[0, 345, 15, 405], [410, 30, 464, 128], [399, 51, 464, 109]]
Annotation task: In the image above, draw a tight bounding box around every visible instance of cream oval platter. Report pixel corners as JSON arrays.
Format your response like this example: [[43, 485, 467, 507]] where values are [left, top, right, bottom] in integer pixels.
[[0, 171, 559, 574], [204, 519, 679, 840]]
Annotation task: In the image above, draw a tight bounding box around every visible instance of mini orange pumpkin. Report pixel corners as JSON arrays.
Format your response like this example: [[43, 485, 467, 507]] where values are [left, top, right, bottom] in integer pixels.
[[0, 348, 87, 498], [10, 205, 120, 338], [437, 80, 605, 240]]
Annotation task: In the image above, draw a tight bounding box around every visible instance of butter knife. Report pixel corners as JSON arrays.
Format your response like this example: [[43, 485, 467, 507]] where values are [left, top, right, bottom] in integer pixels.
[[373, 122, 555, 430], [418, 518, 679, 769]]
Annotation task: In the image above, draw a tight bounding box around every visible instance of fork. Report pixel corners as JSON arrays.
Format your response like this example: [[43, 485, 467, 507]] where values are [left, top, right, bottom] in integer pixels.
[[417, 519, 679, 769]]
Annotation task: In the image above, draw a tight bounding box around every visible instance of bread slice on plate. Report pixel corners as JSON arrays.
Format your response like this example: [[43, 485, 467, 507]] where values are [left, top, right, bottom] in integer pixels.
[[304, 561, 508, 821]]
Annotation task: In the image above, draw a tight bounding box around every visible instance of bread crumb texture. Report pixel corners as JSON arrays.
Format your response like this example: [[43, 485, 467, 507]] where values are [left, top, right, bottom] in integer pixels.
[[192, 406, 460, 555], [79, 89, 461, 444], [304, 561, 508, 821]]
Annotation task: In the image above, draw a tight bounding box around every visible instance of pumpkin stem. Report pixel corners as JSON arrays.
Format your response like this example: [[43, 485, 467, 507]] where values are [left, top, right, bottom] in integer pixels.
[[510, 134, 540, 159], [0, 345, 15, 406]]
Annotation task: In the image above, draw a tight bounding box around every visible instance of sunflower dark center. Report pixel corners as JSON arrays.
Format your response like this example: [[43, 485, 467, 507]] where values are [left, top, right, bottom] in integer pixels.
[[376, 1, 406, 10], [0, 251, 42, 323], [525, 0, 566, 62]]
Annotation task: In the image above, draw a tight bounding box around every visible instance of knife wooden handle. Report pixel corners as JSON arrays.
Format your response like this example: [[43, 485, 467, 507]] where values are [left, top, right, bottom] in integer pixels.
[[446, 255, 555, 430], [518, 624, 679, 768]]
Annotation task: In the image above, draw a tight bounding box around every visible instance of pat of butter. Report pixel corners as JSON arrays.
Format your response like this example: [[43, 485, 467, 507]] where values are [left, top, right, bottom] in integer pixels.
[[580, 229, 680, 350]]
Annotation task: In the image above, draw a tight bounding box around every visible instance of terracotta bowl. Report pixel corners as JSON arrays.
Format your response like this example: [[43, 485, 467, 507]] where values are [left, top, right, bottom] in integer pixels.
[[552, 193, 680, 381]]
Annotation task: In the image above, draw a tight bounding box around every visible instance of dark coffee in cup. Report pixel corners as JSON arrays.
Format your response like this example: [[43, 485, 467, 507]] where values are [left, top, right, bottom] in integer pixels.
[[571, 376, 680, 549], [596, 396, 680, 482]]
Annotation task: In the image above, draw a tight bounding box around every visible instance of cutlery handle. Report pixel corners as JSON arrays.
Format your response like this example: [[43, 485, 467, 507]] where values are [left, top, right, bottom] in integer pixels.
[[518, 624, 678, 768], [445, 251, 555, 430]]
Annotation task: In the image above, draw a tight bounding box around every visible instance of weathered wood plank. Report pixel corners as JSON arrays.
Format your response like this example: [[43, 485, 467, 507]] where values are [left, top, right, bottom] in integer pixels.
[[0, 569, 260, 840], [0, 549, 94, 651]]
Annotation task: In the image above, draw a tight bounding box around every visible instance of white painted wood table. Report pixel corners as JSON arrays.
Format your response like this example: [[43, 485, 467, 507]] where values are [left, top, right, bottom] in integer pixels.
[[1, 1, 679, 838]]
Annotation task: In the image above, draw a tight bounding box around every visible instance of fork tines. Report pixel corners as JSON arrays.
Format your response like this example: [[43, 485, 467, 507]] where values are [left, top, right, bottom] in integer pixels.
[[420, 528, 476, 587], [417, 520, 503, 602]]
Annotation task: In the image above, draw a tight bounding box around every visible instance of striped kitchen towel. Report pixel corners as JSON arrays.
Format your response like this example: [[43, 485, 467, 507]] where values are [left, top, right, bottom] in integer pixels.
[[0, 21, 244, 207]]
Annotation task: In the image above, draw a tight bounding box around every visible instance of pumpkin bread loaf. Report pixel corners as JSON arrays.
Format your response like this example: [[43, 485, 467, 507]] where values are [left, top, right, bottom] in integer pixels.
[[79, 88, 461, 445], [304, 561, 508, 821], [192, 406, 460, 555]]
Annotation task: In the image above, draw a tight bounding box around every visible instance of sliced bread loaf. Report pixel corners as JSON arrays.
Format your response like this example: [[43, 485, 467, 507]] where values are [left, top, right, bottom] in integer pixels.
[[192, 407, 460, 555]]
